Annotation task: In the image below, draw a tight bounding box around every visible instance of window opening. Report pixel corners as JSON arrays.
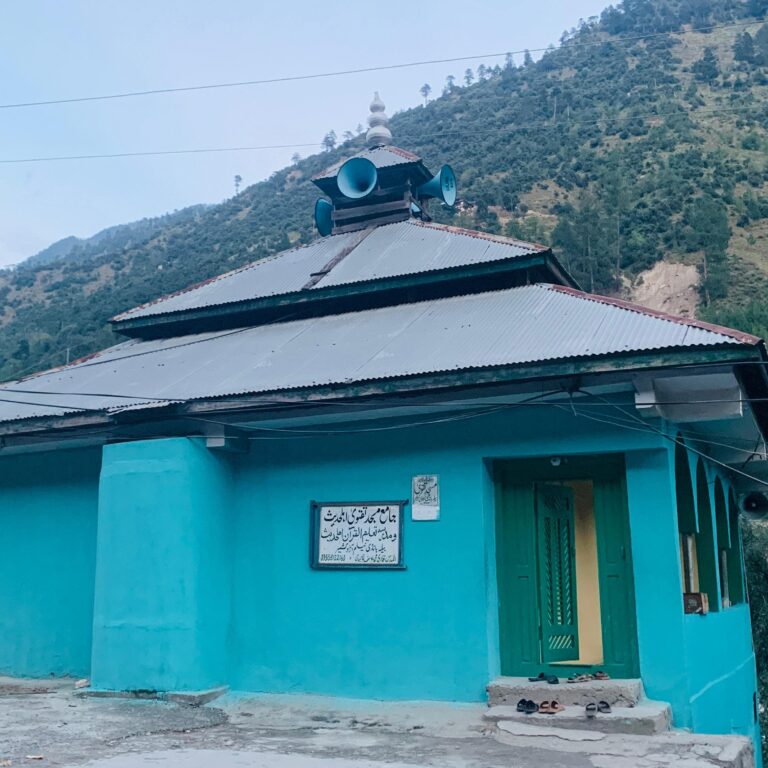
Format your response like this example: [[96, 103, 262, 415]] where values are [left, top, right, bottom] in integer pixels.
[[727, 488, 746, 605], [694, 459, 720, 612]]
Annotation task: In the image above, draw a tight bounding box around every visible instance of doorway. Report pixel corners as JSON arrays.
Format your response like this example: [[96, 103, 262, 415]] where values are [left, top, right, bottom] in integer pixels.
[[494, 454, 639, 679]]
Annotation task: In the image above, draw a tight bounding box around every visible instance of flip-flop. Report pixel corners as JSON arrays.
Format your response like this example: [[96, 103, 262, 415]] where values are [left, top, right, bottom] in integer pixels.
[[593, 671, 610, 680], [547, 675, 559, 685], [539, 701, 552, 714], [567, 674, 590, 683], [524, 700, 539, 714], [550, 701, 565, 714], [585, 702, 597, 719], [598, 701, 612, 713], [516, 698, 528, 713], [527, 673, 548, 682]]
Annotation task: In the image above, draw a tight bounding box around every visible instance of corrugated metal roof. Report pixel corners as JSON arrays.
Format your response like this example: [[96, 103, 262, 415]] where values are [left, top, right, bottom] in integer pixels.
[[315, 221, 546, 288], [113, 231, 364, 321], [312, 146, 422, 180], [114, 220, 548, 322], [0, 284, 755, 426]]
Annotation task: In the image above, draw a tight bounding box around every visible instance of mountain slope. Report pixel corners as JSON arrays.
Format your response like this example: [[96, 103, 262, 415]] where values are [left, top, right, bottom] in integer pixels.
[[3, 0, 768, 380], [23, 206, 209, 268]]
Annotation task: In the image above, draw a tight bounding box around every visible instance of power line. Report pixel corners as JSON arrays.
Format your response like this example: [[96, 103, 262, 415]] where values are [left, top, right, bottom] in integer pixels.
[[0, 143, 320, 165], [576, 391, 768, 488], [0, 101, 764, 165], [0, 19, 760, 112]]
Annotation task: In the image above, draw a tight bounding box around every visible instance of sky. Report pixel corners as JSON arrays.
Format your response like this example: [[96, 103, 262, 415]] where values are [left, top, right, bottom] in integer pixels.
[[0, 0, 610, 267]]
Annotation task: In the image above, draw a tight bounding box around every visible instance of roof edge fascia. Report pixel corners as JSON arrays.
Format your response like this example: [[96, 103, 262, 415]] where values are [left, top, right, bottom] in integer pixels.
[[0, 344, 758, 440]]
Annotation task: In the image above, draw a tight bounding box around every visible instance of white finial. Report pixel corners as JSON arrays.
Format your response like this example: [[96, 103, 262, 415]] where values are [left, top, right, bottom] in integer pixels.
[[366, 91, 392, 148]]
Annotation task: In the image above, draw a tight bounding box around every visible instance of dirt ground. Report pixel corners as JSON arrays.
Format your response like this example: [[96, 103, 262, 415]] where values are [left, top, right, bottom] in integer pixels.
[[0, 678, 752, 768]]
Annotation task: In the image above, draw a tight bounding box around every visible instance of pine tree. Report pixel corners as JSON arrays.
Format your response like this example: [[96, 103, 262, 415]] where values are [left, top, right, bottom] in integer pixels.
[[755, 23, 768, 66], [692, 48, 719, 84], [734, 32, 756, 64], [321, 131, 337, 152]]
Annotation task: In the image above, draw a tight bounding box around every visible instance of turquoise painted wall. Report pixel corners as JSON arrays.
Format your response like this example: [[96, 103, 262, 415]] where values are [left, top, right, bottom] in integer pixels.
[[0, 447, 101, 677], [228, 403, 663, 700], [91, 438, 232, 692], [626, 443, 760, 760], [1, 394, 755, 755]]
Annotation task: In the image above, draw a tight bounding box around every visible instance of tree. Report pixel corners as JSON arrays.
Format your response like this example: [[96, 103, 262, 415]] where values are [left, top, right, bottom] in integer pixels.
[[464, 68, 474, 87], [734, 31, 756, 64], [755, 23, 768, 66], [342, 130, 355, 142], [443, 74, 456, 95], [290, 153, 301, 165], [523, 50, 534, 67], [477, 64, 487, 81], [355, 123, 364, 134], [504, 52, 515, 70], [683, 195, 731, 305], [233, 175, 242, 195], [419, 83, 432, 105], [692, 47, 719, 84], [321, 130, 337, 152]]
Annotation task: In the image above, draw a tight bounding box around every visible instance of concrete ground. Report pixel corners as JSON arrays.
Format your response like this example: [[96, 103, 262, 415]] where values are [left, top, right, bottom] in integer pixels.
[[0, 677, 753, 768]]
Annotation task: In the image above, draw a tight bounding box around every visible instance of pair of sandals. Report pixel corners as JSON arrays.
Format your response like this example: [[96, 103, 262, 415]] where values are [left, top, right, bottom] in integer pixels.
[[567, 671, 610, 683], [585, 701, 612, 718], [527, 672, 559, 684], [516, 698, 565, 715]]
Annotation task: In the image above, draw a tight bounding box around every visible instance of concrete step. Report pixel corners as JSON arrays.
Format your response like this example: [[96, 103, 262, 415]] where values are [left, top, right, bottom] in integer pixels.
[[494, 720, 755, 768], [487, 675, 643, 708], [484, 699, 672, 735]]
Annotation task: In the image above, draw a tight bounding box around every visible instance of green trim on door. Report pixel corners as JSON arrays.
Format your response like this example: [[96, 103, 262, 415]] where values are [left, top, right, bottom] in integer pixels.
[[536, 485, 580, 663], [495, 454, 639, 679]]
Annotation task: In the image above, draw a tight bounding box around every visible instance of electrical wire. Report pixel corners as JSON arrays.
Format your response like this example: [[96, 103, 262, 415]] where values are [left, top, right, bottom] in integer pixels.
[[1, 101, 765, 165], [0, 19, 760, 112], [576, 390, 768, 487]]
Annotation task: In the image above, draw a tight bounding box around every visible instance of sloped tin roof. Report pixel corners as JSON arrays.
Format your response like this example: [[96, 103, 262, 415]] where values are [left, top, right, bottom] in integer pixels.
[[0, 284, 757, 425], [112, 219, 549, 323], [312, 145, 423, 180]]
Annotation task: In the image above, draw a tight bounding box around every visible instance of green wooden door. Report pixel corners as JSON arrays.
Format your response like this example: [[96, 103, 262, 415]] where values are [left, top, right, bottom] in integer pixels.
[[593, 476, 640, 677], [495, 456, 639, 679], [535, 484, 580, 663]]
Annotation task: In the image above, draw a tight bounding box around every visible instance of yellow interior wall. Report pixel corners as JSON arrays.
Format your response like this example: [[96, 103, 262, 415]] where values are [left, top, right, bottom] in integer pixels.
[[679, 533, 700, 592], [554, 480, 604, 666]]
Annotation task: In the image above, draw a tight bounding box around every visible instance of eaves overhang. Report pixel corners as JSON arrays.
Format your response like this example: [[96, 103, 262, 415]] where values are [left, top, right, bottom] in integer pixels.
[[111, 250, 575, 339], [0, 343, 761, 442]]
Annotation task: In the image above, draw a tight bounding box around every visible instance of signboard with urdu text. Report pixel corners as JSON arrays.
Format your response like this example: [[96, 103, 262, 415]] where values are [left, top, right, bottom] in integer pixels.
[[310, 501, 406, 569]]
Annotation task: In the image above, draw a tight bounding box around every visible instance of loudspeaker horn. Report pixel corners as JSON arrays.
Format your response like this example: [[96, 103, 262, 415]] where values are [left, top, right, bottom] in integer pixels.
[[417, 164, 457, 206], [314, 198, 334, 236], [336, 157, 378, 199], [741, 491, 768, 522]]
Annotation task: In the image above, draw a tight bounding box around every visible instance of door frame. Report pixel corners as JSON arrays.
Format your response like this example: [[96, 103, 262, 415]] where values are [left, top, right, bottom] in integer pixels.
[[494, 453, 640, 679]]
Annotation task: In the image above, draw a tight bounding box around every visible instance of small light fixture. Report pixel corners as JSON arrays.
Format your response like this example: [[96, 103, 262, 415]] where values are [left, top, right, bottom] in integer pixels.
[[550, 456, 562, 467]]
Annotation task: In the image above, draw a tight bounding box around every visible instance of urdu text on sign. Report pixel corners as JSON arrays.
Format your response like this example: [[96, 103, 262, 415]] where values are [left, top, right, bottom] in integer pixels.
[[312, 502, 404, 568]]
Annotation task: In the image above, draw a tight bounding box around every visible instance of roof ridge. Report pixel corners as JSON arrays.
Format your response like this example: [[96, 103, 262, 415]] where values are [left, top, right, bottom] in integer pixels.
[[546, 284, 760, 345], [408, 219, 549, 252]]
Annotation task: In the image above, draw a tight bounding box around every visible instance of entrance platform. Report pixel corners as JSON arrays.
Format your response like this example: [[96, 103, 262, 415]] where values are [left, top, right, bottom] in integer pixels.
[[0, 676, 754, 768]]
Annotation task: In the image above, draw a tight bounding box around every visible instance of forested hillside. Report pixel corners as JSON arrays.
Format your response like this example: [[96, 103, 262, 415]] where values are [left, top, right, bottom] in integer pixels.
[[3, 0, 768, 380]]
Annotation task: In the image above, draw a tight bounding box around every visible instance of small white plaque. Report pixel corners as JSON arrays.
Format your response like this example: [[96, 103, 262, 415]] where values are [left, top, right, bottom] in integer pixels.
[[312, 502, 404, 568], [412, 475, 440, 521]]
